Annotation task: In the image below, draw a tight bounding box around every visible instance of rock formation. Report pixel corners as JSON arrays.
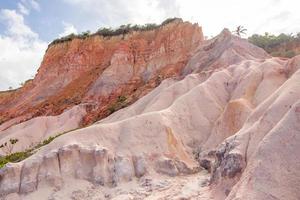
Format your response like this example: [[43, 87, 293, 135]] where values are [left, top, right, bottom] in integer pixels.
[[0, 19, 300, 200], [0, 18, 202, 128]]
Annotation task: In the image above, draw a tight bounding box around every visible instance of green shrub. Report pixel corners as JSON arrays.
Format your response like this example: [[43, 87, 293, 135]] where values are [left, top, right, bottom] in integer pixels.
[[5, 151, 32, 162], [248, 32, 294, 50], [108, 95, 128, 114], [50, 33, 76, 45], [108, 106, 116, 114], [117, 95, 127, 103], [284, 50, 296, 58], [161, 17, 181, 26], [0, 150, 32, 168], [248, 32, 300, 58], [0, 157, 8, 168], [48, 18, 183, 48], [78, 31, 91, 39], [0, 138, 19, 154], [0, 130, 75, 169], [96, 27, 115, 37], [270, 50, 296, 58]]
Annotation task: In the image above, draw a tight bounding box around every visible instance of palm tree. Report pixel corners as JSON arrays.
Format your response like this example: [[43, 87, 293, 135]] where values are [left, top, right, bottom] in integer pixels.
[[234, 25, 247, 37]]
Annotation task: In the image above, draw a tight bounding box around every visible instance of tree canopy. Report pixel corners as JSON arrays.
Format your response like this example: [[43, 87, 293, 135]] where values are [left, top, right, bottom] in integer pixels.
[[248, 32, 300, 58]]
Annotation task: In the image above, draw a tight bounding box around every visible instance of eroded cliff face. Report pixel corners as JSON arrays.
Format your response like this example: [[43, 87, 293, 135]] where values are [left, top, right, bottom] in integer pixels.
[[1, 21, 300, 200], [0, 19, 203, 127]]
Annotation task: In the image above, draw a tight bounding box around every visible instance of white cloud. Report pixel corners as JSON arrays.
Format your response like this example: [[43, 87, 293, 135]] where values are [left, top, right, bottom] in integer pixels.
[[174, 0, 300, 36], [19, 0, 40, 14], [0, 9, 37, 38], [58, 22, 78, 37], [28, 0, 40, 11], [63, 0, 300, 36], [63, 0, 179, 28], [0, 9, 47, 90], [21, 0, 40, 11], [17, 3, 30, 15]]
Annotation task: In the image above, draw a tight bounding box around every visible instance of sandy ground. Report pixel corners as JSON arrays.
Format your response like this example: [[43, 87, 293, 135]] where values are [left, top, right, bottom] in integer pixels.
[[13, 171, 213, 200]]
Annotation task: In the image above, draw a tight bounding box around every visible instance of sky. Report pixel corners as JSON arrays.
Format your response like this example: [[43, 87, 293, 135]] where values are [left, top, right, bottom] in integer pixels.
[[0, 0, 299, 90]]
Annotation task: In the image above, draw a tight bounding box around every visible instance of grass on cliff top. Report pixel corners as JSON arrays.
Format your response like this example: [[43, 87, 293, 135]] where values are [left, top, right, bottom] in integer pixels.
[[48, 18, 181, 47], [0, 131, 71, 169]]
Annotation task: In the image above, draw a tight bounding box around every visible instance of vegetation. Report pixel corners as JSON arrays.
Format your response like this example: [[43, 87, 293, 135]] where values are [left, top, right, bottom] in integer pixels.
[[0, 130, 75, 169], [161, 18, 180, 26], [233, 25, 247, 37], [108, 95, 128, 114], [248, 32, 300, 58], [48, 18, 182, 47], [270, 50, 296, 58], [0, 150, 32, 168], [0, 138, 19, 154], [95, 23, 157, 37], [117, 95, 127, 103], [0, 95, 131, 168]]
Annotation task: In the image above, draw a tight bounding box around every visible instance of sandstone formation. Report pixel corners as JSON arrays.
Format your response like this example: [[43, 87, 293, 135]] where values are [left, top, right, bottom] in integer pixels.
[[0, 105, 86, 155], [0, 19, 300, 200], [0, 18, 202, 128]]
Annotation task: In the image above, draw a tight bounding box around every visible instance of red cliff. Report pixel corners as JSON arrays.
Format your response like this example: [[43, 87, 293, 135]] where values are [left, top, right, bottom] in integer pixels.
[[0, 19, 203, 127]]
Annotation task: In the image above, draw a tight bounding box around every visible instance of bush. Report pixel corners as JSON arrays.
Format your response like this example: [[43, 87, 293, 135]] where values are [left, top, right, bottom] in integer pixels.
[[78, 31, 91, 39], [108, 95, 128, 114], [248, 33, 294, 50], [161, 17, 181, 26], [0, 150, 32, 168], [50, 33, 76, 45], [0, 157, 8, 168], [96, 27, 115, 37], [0, 130, 73, 168], [108, 106, 116, 114], [0, 138, 19, 154], [248, 32, 300, 58], [270, 51, 296, 58], [5, 151, 32, 163], [117, 95, 127, 103], [284, 50, 296, 58], [48, 18, 183, 47]]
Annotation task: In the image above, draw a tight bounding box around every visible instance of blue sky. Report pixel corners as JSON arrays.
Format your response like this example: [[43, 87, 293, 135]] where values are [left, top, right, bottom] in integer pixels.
[[0, 0, 299, 90], [0, 0, 96, 42]]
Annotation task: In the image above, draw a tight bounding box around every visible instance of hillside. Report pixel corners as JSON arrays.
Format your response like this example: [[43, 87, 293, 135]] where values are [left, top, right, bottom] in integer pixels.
[[0, 18, 202, 129], [0, 20, 300, 200], [248, 32, 300, 58]]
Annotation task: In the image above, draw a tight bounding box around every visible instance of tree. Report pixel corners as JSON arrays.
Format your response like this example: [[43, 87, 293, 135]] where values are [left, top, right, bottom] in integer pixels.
[[233, 25, 247, 37], [297, 32, 300, 40], [0, 138, 19, 155], [248, 32, 298, 58]]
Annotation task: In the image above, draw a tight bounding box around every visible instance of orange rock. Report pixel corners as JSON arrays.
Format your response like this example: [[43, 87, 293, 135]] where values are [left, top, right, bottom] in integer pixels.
[[0, 19, 203, 127]]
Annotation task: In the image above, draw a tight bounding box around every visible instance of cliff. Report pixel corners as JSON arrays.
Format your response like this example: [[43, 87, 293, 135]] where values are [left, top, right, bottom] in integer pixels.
[[1, 20, 300, 200], [0, 19, 203, 127]]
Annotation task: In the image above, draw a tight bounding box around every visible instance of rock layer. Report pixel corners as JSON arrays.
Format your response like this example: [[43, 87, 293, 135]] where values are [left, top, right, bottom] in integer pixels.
[[1, 22, 300, 200], [0, 19, 203, 127]]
